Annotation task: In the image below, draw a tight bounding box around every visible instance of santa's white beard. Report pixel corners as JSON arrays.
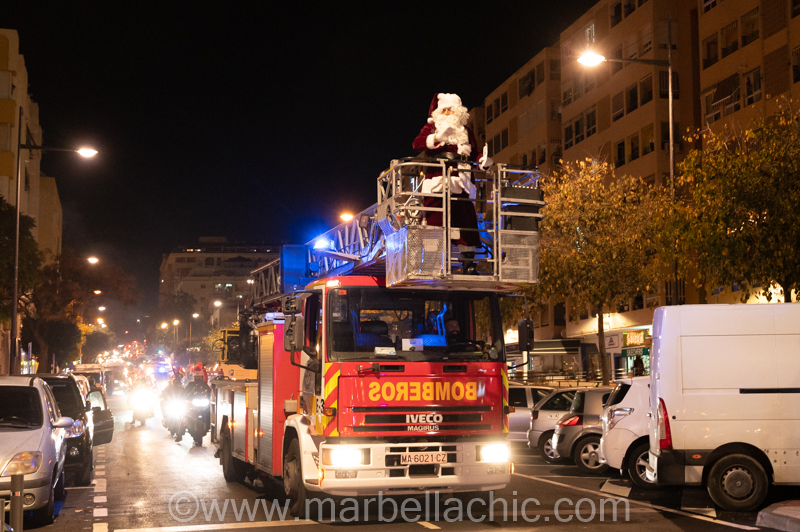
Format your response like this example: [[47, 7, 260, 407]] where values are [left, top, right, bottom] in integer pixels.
[[433, 114, 471, 156]]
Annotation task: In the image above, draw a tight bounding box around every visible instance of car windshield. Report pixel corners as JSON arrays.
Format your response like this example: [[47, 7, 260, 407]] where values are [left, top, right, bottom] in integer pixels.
[[0, 387, 43, 428], [326, 287, 504, 362], [43, 379, 84, 417]]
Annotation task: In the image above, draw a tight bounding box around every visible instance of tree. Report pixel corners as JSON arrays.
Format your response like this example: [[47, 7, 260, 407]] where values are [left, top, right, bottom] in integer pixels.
[[83, 329, 113, 362], [0, 198, 40, 321], [22, 248, 138, 373], [676, 104, 800, 302], [539, 159, 672, 384]]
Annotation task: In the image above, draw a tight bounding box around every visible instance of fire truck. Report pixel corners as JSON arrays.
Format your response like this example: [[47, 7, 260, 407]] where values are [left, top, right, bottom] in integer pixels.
[[210, 157, 543, 516]]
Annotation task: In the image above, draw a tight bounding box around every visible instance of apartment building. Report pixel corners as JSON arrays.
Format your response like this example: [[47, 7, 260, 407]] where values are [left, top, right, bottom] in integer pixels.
[[159, 237, 278, 323]]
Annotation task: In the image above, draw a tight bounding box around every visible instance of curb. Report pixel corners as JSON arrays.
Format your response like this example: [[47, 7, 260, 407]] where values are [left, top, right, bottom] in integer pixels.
[[757, 502, 800, 532]]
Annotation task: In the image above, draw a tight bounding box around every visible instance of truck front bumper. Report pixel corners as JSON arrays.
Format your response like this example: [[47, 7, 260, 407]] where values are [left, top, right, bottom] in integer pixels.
[[311, 441, 512, 497]]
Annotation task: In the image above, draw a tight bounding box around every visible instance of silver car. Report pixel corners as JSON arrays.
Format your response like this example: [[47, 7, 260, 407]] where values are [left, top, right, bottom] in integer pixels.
[[0, 376, 73, 526], [527, 387, 584, 462], [553, 386, 614, 474], [508, 384, 554, 442]]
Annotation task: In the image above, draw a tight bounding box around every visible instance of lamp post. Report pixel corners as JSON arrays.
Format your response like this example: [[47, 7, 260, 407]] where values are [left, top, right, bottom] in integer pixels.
[[173, 319, 180, 352], [189, 313, 199, 352], [8, 105, 98, 374], [578, 16, 679, 305]]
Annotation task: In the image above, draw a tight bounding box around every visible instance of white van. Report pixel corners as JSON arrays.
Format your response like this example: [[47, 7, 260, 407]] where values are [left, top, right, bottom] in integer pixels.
[[647, 304, 800, 511]]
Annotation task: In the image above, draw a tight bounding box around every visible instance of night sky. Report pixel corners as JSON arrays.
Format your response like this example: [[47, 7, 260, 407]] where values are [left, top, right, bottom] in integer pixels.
[[4, 1, 597, 320]]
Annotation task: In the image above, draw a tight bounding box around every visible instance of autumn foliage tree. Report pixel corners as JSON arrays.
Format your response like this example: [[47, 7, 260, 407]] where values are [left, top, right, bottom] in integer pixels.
[[539, 159, 672, 384], [676, 104, 800, 302]]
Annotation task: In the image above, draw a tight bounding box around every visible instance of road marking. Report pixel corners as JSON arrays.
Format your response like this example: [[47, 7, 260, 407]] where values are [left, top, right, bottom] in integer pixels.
[[93, 479, 107, 492], [94, 496, 107, 503], [93, 524, 109, 532], [94, 508, 108, 517], [601, 479, 632, 498], [418, 522, 441, 529], [114, 520, 318, 531], [96, 470, 106, 477], [514, 472, 759, 530]]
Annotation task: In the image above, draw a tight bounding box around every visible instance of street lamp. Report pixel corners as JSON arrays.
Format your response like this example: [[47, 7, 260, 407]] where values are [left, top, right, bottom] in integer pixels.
[[213, 300, 222, 307], [8, 108, 98, 374], [173, 319, 180, 352], [189, 313, 200, 352], [87, 257, 99, 264], [340, 213, 354, 222], [93, 290, 102, 295], [98, 306, 106, 312]]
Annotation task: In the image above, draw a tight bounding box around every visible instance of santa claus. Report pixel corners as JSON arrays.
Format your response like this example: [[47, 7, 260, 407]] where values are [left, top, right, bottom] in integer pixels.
[[412, 93, 493, 274]]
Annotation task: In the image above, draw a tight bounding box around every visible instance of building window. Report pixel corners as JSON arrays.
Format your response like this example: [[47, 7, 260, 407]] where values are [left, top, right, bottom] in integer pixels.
[[623, 0, 635, 17], [550, 59, 560, 81], [628, 133, 640, 162], [611, 1, 622, 27], [200, 284, 206, 289], [793, 0, 800, 18], [585, 23, 595, 44], [640, 74, 653, 106], [625, 35, 638, 60], [659, 71, 679, 99], [521, 153, 528, 166], [611, 45, 623, 75], [641, 124, 654, 155], [536, 62, 545, 85], [574, 115, 585, 144], [205, 258, 214, 266], [562, 82, 573, 105], [703, 33, 718, 69], [538, 142, 547, 165], [626, 83, 638, 113], [551, 99, 561, 121], [793, 47, 800, 83], [721, 21, 738, 58], [741, 8, 759, 47], [612, 92, 625, 121], [704, 92, 721, 124], [585, 108, 597, 138], [500, 92, 508, 113], [176, 257, 186, 263], [642, 24, 652, 55], [744, 67, 762, 105], [501, 128, 509, 150], [493, 98, 501, 119], [615, 140, 626, 167], [574, 77, 585, 101], [562, 40, 572, 63], [486, 102, 494, 124], [564, 123, 574, 149], [703, 0, 717, 13], [519, 72, 534, 99], [584, 71, 595, 93]]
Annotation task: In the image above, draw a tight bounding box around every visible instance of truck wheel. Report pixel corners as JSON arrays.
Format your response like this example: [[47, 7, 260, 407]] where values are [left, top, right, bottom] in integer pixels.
[[538, 431, 562, 464], [573, 435, 608, 475], [283, 438, 309, 518], [221, 435, 247, 483], [627, 442, 656, 490], [707, 454, 768, 512]]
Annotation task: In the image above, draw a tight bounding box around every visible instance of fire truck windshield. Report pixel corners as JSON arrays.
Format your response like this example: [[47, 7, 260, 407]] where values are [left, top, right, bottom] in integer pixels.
[[327, 288, 504, 362]]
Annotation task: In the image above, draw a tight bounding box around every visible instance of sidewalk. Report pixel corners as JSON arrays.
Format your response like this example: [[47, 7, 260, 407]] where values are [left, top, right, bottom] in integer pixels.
[[757, 501, 800, 531]]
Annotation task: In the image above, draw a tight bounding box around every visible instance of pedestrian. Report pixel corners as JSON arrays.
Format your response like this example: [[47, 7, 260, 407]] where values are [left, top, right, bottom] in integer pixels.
[[412, 93, 493, 275], [633, 355, 645, 376]]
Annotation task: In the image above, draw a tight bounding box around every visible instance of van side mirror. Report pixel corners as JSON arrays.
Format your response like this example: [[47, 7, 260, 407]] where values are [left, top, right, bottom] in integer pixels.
[[518, 318, 534, 353]]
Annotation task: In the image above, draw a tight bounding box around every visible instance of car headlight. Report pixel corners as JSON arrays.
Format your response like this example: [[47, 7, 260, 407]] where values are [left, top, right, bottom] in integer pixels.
[[191, 398, 210, 408], [478, 443, 510, 463], [68, 419, 85, 438], [1, 452, 43, 476], [323, 448, 368, 467]]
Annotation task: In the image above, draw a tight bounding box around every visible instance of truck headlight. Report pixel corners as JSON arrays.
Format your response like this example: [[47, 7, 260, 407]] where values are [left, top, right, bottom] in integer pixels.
[[478, 444, 510, 463], [323, 448, 368, 467], [1, 452, 43, 476], [191, 398, 210, 408]]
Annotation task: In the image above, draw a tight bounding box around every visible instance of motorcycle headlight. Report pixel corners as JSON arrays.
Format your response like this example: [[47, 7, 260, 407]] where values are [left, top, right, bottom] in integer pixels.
[[1, 452, 43, 476], [191, 398, 210, 408], [168, 401, 185, 416], [67, 419, 85, 438]]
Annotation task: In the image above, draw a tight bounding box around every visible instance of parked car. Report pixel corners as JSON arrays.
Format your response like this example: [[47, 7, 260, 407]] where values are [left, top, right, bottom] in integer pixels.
[[0, 376, 73, 525], [527, 387, 583, 462], [599, 376, 653, 488], [37, 374, 114, 486], [648, 304, 800, 512], [553, 386, 613, 474], [507, 383, 554, 442], [72, 363, 106, 396], [71, 373, 91, 398]]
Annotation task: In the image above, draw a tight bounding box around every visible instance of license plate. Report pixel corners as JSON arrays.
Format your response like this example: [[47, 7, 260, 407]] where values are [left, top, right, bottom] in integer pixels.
[[400, 452, 449, 465]]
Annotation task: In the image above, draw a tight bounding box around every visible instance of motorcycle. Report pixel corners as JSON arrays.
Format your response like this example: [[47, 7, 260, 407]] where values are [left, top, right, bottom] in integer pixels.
[[129, 386, 157, 426], [161, 397, 185, 437], [181, 394, 211, 446]]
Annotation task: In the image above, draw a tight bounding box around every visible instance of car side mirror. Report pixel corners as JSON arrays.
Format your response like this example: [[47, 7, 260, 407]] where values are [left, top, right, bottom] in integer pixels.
[[517, 318, 534, 353], [54, 416, 74, 428]]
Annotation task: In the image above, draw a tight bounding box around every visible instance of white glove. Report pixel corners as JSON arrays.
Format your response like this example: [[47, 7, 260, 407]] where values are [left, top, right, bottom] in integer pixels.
[[478, 155, 494, 170], [435, 126, 455, 143]]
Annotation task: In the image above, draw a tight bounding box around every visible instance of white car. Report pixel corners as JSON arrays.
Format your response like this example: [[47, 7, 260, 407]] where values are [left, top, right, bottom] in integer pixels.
[[599, 376, 653, 488], [0, 376, 73, 525]]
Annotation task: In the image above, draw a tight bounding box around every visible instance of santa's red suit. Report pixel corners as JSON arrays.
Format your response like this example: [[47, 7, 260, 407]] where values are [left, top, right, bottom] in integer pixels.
[[412, 93, 481, 247]]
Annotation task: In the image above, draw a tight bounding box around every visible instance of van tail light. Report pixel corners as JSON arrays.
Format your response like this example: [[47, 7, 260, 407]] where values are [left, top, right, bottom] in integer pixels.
[[657, 398, 672, 450], [530, 411, 538, 421], [557, 415, 582, 427]]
